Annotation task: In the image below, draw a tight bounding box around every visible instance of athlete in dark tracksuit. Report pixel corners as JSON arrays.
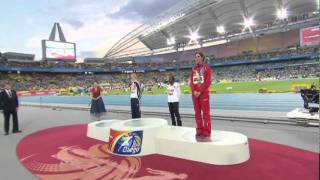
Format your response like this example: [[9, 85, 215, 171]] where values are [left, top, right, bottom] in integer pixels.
[[190, 52, 212, 138]]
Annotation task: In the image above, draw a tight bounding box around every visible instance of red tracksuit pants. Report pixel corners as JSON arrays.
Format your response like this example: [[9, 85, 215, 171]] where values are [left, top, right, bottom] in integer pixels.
[[192, 92, 211, 137]]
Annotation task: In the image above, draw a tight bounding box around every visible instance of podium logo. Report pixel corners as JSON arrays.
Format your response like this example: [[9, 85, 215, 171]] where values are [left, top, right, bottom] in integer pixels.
[[109, 130, 143, 155]]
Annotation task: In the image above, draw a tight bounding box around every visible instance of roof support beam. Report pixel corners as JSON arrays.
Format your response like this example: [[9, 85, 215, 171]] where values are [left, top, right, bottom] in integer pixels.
[[239, 0, 249, 17], [160, 29, 170, 38], [277, 0, 284, 8], [183, 19, 194, 31], [138, 36, 154, 50], [208, 7, 219, 23]]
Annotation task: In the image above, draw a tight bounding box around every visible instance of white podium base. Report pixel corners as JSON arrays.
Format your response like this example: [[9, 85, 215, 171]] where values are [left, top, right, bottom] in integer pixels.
[[155, 126, 250, 165], [87, 118, 250, 165], [87, 120, 120, 142]]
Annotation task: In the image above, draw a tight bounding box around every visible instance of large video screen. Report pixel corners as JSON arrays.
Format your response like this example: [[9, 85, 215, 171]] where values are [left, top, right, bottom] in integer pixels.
[[42, 40, 76, 61], [300, 26, 320, 46]]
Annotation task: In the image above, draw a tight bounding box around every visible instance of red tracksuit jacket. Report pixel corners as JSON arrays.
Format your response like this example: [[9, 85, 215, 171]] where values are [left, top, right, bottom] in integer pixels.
[[190, 63, 212, 95]]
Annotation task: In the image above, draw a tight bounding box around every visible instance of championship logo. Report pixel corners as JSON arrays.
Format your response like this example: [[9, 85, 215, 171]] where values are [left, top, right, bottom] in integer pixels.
[[108, 130, 143, 155]]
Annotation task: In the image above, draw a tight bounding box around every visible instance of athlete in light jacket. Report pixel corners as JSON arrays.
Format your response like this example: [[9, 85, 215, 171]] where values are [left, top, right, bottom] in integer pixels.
[[167, 73, 182, 126], [130, 73, 141, 119]]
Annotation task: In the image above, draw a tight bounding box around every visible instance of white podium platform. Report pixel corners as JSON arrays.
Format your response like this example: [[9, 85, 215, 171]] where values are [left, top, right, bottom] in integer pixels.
[[87, 118, 250, 165]]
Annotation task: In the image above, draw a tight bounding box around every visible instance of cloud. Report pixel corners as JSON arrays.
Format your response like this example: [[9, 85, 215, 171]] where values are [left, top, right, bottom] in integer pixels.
[[25, 17, 140, 60], [29, 0, 142, 59], [24, 36, 47, 59], [110, 0, 181, 21], [0, 47, 9, 53], [26, 0, 179, 59], [64, 19, 84, 29], [108, 0, 131, 14], [25, 36, 46, 48], [59, 13, 141, 58]]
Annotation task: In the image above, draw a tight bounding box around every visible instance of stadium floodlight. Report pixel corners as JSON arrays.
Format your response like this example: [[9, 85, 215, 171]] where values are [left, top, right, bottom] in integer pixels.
[[217, 25, 225, 34], [277, 8, 288, 19], [243, 17, 254, 29], [189, 31, 201, 41], [167, 37, 176, 45], [187, 29, 202, 44]]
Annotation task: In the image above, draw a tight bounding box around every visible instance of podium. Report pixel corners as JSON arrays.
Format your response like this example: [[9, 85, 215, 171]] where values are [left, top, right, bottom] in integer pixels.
[[87, 118, 250, 165]]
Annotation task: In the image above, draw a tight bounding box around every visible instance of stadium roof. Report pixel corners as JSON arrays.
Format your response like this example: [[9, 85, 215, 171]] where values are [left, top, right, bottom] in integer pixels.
[[104, 0, 319, 60], [2, 52, 35, 62]]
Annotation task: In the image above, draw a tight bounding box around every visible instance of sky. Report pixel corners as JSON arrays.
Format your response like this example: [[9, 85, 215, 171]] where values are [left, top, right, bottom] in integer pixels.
[[0, 0, 180, 61]]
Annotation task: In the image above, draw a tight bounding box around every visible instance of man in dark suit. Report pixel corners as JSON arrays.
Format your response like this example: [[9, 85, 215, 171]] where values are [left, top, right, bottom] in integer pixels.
[[0, 81, 21, 135]]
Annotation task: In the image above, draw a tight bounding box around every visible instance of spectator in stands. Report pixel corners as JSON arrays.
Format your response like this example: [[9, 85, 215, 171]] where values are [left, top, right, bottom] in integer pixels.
[[0, 81, 21, 135], [167, 73, 182, 126], [90, 81, 106, 121], [130, 73, 141, 119], [190, 52, 212, 141]]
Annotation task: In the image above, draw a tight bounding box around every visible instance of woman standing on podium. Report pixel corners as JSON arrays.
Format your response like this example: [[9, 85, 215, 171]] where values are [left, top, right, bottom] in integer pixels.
[[190, 52, 212, 140], [130, 73, 141, 119], [167, 73, 182, 126]]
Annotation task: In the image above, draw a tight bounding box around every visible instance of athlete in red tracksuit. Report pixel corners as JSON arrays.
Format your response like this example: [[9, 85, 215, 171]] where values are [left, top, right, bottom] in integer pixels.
[[190, 52, 212, 139]]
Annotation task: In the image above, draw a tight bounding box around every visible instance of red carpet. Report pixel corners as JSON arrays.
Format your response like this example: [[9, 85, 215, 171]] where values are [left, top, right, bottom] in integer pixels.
[[17, 124, 319, 180]]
